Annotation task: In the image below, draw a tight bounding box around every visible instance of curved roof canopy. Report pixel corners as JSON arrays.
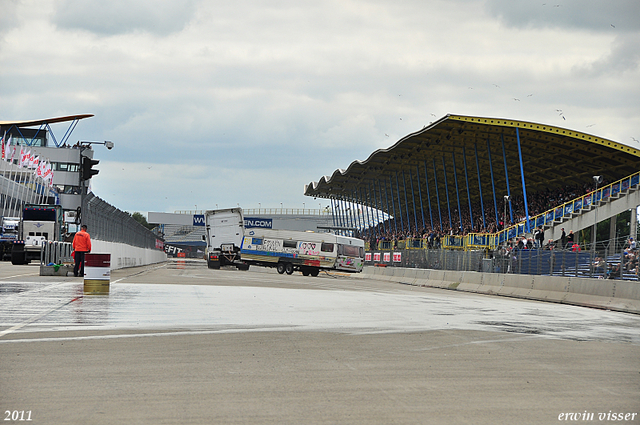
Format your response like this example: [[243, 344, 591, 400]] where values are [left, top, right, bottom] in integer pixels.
[[304, 114, 640, 224], [0, 114, 94, 127]]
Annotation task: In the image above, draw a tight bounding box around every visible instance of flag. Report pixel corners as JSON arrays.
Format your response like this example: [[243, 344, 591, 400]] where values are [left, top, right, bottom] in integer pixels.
[[19, 147, 26, 167], [36, 158, 45, 178], [43, 161, 54, 186], [8, 137, 15, 163]]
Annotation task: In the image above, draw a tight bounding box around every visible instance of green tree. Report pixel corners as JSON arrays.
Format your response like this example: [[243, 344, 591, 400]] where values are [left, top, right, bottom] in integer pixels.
[[130, 212, 154, 230]]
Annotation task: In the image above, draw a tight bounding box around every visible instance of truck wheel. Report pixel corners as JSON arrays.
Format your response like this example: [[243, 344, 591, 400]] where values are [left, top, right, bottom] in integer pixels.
[[285, 263, 294, 275], [276, 263, 286, 274], [11, 252, 25, 266], [310, 268, 319, 277], [208, 260, 220, 269], [237, 263, 249, 271]]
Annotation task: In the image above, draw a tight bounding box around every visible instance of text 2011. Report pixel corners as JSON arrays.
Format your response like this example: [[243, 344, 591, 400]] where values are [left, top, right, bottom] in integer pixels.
[[4, 411, 32, 421]]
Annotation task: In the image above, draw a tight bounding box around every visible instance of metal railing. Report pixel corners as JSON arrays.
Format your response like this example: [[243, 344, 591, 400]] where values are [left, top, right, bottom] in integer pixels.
[[495, 171, 640, 246], [84, 193, 160, 250], [365, 235, 640, 280], [40, 241, 73, 265]]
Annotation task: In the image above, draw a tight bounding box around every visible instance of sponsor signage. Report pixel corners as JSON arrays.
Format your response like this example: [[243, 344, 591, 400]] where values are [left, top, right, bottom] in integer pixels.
[[244, 217, 273, 229], [193, 214, 205, 226]]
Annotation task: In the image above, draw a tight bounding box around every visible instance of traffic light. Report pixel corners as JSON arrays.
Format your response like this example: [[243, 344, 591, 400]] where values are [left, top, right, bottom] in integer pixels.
[[81, 156, 99, 180]]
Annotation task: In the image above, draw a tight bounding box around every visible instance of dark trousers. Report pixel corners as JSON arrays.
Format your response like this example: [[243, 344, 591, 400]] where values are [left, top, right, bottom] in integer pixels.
[[74, 251, 87, 277]]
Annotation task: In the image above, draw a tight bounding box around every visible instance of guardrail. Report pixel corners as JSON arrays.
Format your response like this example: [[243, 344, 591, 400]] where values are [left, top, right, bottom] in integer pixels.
[[495, 171, 640, 247], [40, 241, 73, 266]]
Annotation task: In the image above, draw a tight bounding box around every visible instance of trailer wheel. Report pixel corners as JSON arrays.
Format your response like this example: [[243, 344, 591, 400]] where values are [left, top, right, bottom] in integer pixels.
[[302, 269, 310, 276], [276, 263, 286, 274], [285, 263, 294, 275], [310, 268, 319, 277]]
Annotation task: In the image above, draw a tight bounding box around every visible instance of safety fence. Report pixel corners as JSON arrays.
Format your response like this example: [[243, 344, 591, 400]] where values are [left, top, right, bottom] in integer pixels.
[[40, 241, 73, 266], [366, 246, 639, 280], [84, 193, 161, 250]]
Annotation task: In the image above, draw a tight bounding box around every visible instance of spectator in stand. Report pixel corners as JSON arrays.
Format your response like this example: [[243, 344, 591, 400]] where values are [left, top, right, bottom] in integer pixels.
[[566, 230, 575, 249]]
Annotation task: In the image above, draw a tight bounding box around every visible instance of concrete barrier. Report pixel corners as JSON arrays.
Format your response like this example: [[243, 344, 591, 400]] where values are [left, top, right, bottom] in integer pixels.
[[361, 266, 640, 314], [91, 239, 166, 270]]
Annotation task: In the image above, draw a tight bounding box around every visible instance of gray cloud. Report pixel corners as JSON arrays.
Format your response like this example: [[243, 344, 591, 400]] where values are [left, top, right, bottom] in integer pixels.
[[52, 0, 198, 36], [485, 0, 640, 32], [0, 0, 20, 37], [1, 0, 639, 212]]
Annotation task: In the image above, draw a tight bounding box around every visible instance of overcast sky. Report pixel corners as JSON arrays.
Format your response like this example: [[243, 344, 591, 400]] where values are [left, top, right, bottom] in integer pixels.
[[1, 0, 639, 215]]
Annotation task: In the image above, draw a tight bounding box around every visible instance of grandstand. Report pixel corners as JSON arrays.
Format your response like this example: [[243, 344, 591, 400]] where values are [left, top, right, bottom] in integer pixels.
[[304, 114, 640, 277]]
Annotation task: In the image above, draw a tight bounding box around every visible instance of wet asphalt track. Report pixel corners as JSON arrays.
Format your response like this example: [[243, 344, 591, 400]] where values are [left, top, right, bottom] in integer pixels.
[[1, 259, 639, 424]]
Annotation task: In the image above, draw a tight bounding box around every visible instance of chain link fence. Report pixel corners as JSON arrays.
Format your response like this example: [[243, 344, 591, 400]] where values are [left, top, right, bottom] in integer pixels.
[[83, 193, 159, 250], [366, 244, 638, 281]]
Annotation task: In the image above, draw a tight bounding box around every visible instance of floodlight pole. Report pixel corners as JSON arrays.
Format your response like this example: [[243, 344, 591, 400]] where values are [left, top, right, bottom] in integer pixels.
[[592, 176, 602, 254], [77, 140, 114, 226]]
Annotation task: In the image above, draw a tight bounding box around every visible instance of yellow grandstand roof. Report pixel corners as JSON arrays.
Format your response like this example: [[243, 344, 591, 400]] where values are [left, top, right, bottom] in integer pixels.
[[304, 114, 640, 213]]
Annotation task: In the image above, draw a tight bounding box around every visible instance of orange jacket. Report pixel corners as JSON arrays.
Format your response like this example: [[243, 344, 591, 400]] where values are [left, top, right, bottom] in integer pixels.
[[73, 229, 92, 252]]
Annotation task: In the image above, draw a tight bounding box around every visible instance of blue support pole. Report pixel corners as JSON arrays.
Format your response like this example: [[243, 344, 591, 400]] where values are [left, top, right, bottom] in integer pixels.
[[348, 196, 357, 235], [516, 127, 531, 233], [474, 143, 486, 231], [452, 152, 463, 232], [501, 133, 513, 224], [354, 192, 364, 234], [342, 197, 351, 233], [487, 138, 499, 227], [376, 180, 386, 234], [337, 198, 345, 234], [395, 171, 405, 232], [355, 189, 365, 234], [401, 170, 411, 233], [388, 176, 398, 235], [370, 182, 382, 236], [352, 190, 361, 234], [339, 198, 348, 233], [432, 158, 443, 231], [330, 198, 337, 230], [408, 168, 419, 233], [416, 165, 426, 231], [442, 156, 453, 230], [462, 146, 474, 231], [402, 169, 413, 233], [383, 179, 394, 235], [367, 184, 377, 236], [424, 161, 434, 230], [362, 188, 373, 236]]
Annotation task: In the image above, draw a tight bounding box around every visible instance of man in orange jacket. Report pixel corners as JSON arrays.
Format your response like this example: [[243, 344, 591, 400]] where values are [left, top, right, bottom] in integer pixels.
[[72, 224, 92, 277]]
